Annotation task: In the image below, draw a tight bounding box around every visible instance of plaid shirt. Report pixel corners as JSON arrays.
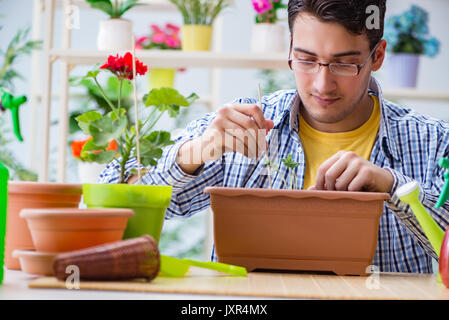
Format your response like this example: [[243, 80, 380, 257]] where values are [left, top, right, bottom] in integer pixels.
[[99, 77, 449, 273]]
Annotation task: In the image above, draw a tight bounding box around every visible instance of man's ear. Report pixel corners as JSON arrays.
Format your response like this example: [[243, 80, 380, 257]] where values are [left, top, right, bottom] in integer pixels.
[[372, 39, 387, 72]]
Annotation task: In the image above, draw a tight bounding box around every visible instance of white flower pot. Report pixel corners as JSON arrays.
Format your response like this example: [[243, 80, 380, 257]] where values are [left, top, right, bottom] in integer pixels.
[[386, 53, 420, 88], [77, 162, 107, 184], [97, 18, 133, 51], [251, 23, 287, 53]]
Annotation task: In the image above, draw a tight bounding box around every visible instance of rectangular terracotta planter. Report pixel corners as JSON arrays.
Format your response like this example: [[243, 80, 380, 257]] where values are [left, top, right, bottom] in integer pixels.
[[204, 187, 390, 276]]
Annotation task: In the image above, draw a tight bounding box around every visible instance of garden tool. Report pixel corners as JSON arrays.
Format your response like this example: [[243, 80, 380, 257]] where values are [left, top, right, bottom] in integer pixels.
[[435, 157, 449, 209], [395, 181, 448, 286], [0, 87, 27, 142], [0, 161, 9, 284], [159, 254, 247, 277]]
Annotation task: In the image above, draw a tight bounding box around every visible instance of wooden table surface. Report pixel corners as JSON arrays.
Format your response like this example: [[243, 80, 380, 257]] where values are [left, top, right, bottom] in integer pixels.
[[27, 268, 449, 300]]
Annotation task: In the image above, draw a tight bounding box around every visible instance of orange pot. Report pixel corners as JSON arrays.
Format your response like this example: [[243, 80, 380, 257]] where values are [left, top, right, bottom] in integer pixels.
[[20, 208, 134, 252], [5, 182, 82, 270]]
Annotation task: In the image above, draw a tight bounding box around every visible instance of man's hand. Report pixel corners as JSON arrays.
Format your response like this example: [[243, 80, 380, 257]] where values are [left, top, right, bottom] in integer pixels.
[[175, 103, 274, 175], [308, 151, 394, 193]]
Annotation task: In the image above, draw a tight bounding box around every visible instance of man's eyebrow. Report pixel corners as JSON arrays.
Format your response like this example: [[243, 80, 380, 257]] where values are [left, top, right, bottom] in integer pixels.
[[293, 47, 362, 58]]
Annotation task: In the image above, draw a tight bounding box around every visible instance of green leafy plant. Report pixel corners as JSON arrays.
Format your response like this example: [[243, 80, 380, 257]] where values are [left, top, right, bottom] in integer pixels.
[[75, 52, 199, 183], [0, 23, 41, 181], [0, 27, 42, 90], [69, 75, 134, 135], [264, 153, 299, 189], [85, 0, 143, 19], [169, 0, 231, 25]]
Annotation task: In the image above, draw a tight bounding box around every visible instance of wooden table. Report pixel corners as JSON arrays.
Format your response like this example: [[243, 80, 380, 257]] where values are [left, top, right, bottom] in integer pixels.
[[11, 268, 449, 300]]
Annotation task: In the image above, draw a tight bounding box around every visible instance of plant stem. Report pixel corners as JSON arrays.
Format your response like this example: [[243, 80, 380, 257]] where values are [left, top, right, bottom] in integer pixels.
[[118, 78, 123, 113], [93, 77, 117, 112], [119, 137, 133, 184]]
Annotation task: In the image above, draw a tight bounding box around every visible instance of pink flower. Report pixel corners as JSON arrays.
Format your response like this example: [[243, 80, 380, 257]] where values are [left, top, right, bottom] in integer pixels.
[[252, 0, 273, 14], [151, 32, 166, 44], [151, 24, 163, 33], [166, 23, 180, 33], [165, 36, 181, 49]]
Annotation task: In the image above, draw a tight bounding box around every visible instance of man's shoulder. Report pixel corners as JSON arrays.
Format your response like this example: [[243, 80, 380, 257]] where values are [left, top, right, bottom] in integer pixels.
[[382, 98, 449, 133]]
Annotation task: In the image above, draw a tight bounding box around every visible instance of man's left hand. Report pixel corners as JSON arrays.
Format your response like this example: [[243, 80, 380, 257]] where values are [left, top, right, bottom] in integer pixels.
[[308, 151, 394, 193]]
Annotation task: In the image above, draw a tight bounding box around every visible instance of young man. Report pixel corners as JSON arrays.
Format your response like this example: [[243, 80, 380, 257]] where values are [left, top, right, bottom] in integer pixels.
[[100, 0, 449, 273]]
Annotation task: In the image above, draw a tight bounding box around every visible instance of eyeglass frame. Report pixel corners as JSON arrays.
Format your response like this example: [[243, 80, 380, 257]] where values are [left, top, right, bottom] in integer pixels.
[[287, 40, 381, 76]]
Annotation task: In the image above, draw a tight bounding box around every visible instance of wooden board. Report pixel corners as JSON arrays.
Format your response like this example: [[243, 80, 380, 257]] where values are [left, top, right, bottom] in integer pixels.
[[29, 269, 449, 300]]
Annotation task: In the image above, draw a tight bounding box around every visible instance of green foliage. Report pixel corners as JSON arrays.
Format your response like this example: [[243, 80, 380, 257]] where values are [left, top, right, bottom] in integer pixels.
[[85, 0, 143, 18], [69, 75, 133, 135], [169, 0, 231, 25], [76, 66, 199, 183], [0, 27, 42, 90]]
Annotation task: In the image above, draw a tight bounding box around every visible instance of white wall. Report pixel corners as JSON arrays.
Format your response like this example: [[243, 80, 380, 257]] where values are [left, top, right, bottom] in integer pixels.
[[1, 0, 448, 180]]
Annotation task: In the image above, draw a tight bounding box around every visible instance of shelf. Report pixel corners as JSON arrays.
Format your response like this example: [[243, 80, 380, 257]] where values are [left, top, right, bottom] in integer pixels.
[[56, 0, 177, 11], [50, 49, 289, 70], [383, 88, 449, 102]]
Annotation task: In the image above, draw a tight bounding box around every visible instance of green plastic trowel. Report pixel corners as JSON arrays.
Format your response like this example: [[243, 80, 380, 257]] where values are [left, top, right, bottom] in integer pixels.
[[159, 255, 247, 277]]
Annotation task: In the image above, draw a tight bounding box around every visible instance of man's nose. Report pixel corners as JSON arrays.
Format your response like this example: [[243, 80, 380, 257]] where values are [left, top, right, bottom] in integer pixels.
[[313, 65, 337, 94]]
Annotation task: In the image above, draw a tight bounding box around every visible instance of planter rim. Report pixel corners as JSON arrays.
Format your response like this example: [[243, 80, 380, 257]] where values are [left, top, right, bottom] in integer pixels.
[[204, 187, 390, 201], [83, 183, 172, 190], [20, 208, 135, 219], [8, 181, 82, 195], [13, 249, 57, 259]]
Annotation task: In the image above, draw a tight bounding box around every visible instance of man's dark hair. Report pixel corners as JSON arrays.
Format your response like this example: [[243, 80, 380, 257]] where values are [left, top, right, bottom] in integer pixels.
[[288, 0, 387, 50]]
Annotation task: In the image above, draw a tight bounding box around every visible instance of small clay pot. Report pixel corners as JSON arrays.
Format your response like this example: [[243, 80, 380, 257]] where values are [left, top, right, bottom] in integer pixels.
[[5, 182, 82, 270], [205, 187, 390, 276], [20, 208, 134, 253], [53, 235, 160, 281], [12, 250, 57, 276]]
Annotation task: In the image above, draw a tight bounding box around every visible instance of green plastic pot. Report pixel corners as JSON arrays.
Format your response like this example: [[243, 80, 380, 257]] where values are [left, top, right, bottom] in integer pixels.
[[82, 184, 172, 243]]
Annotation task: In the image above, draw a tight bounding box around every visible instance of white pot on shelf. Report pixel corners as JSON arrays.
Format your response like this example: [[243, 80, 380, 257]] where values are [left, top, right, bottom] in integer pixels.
[[77, 162, 107, 184], [97, 18, 133, 51], [251, 23, 287, 53], [386, 53, 420, 88]]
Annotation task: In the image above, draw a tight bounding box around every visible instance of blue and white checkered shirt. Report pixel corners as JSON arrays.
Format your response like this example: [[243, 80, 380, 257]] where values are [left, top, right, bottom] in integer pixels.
[[99, 77, 449, 273]]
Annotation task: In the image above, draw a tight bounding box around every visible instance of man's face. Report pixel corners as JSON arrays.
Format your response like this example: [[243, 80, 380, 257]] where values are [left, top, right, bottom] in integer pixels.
[[290, 13, 384, 126]]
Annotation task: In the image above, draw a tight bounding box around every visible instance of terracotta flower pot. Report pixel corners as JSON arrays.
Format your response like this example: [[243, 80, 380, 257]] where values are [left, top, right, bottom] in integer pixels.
[[20, 208, 134, 253], [82, 184, 172, 243], [12, 250, 56, 277], [5, 182, 82, 270], [205, 187, 390, 276]]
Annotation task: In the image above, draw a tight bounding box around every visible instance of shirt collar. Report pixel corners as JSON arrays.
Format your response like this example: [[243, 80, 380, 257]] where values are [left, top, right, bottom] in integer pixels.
[[276, 76, 400, 161]]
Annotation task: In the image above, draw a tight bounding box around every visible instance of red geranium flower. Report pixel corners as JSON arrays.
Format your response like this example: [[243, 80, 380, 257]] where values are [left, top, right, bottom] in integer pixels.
[[100, 52, 148, 80]]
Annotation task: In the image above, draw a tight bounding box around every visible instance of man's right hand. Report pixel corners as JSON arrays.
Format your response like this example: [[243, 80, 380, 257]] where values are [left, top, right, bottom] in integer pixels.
[[176, 103, 274, 175]]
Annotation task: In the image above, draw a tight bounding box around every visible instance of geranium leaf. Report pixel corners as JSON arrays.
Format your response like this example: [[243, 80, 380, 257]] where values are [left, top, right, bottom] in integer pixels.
[[88, 112, 127, 146], [75, 110, 103, 135], [80, 139, 116, 163]]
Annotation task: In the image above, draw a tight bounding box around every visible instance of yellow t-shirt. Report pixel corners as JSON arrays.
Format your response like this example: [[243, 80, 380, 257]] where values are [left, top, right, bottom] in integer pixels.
[[300, 95, 380, 190]]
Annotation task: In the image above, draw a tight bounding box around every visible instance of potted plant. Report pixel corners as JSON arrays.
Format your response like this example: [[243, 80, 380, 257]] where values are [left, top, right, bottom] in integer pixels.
[[384, 5, 440, 88], [0, 26, 83, 271], [86, 0, 142, 51], [251, 0, 287, 53], [135, 23, 185, 89], [204, 152, 390, 276], [71, 136, 118, 183], [169, 0, 231, 51], [77, 52, 198, 243]]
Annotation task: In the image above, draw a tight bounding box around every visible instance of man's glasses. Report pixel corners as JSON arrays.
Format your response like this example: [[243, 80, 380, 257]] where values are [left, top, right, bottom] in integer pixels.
[[288, 41, 380, 77]]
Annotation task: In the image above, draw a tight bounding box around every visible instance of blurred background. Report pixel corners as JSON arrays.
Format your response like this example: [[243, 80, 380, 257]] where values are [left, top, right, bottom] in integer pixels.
[[1, 0, 448, 260]]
